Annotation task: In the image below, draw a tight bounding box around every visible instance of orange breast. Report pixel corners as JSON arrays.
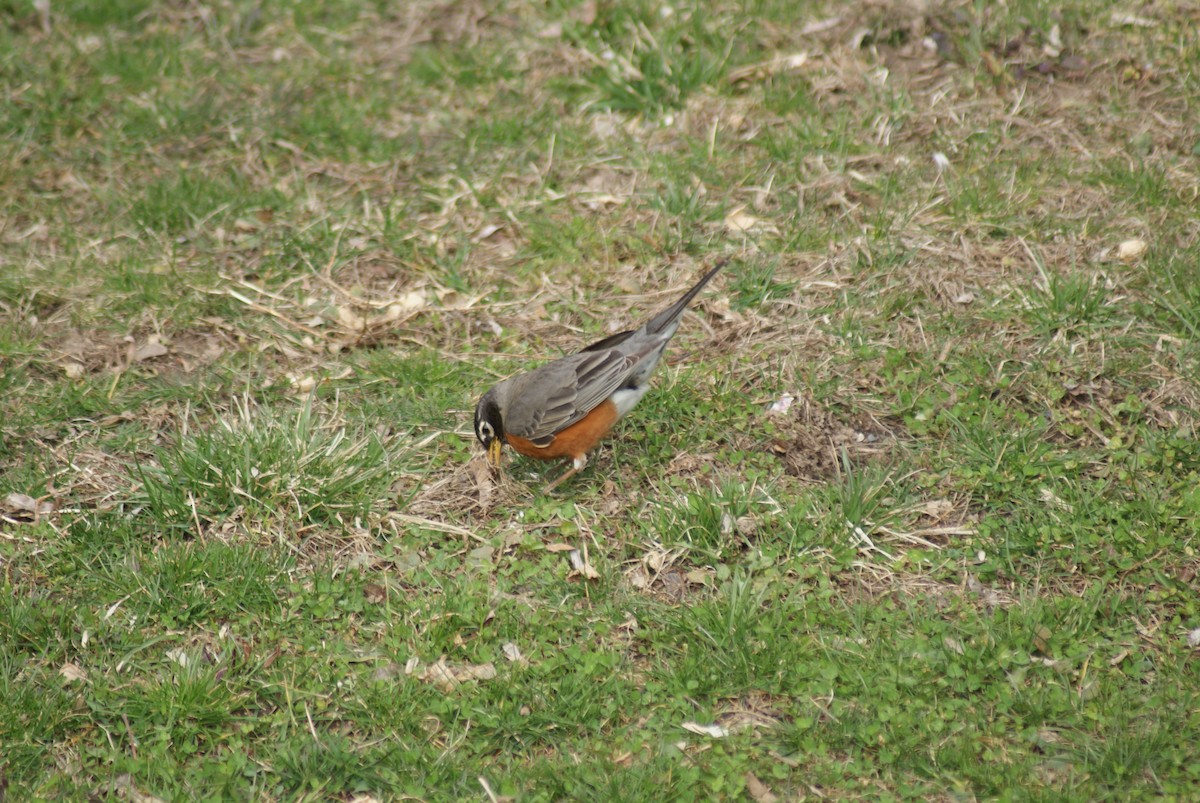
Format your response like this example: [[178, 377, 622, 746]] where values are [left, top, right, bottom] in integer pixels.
[[505, 399, 620, 461]]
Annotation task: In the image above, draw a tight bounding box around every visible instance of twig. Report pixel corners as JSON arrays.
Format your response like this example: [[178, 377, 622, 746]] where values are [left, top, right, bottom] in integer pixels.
[[214, 287, 326, 336], [387, 513, 486, 543]]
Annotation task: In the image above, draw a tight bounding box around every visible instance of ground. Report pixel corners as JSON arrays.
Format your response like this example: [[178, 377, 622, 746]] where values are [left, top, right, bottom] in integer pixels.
[[1, 0, 1199, 800]]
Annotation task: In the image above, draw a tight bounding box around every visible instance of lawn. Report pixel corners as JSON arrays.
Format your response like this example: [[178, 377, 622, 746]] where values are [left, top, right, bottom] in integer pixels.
[[2, 0, 1199, 799]]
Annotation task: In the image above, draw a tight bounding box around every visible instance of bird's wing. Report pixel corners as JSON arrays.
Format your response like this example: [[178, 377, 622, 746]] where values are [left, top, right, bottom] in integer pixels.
[[503, 347, 639, 445]]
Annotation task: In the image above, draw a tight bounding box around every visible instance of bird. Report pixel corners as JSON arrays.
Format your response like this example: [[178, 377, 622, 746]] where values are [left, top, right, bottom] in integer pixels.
[[474, 262, 723, 491]]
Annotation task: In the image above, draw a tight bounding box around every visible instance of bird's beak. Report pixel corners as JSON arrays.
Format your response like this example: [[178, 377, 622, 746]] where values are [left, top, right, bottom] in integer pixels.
[[487, 438, 503, 468]]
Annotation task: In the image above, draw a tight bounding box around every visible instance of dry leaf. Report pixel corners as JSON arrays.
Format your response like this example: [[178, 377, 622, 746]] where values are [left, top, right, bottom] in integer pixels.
[[1039, 487, 1074, 512], [289, 374, 317, 394], [724, 206, 762, 232], [417, 656, 497, 692], [801, 17, 840, 35], [369, 662, 403, 681], [1043, 24, 1062, 58], [133, 342, 169, 361], [922, 499, 954, 519], [112, 775, 167, 803], [5, 492, 54, 515], [1110, 11, 1156, 26], [728, 52, 808, 83], [575, 0, 597, 24], [501, 642, 528, 665], [337, 306, 366, 330], [745, 772, 779, 803], [580, 192, 626, 210], [60, 663, 88, 683], [768, 394, 795, 414], [467, 454, 495, 512], [472, 224, 503, 242], [385, 290, 427, 317], [34, 0, 50, 32], [681, 721, 729, 738], [1117, 239, 1147, 262], [1032, 626, 1052, 654], [545, 543, 576, 553], [643, 548, 671, 573], [568, 549, 600, 579], [466, 545, 494, 570], [398, 288, 427, 309]]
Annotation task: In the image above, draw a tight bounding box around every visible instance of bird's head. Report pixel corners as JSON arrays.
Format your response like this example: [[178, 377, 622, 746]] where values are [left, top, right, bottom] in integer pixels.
[[474, 389, 505, 467]]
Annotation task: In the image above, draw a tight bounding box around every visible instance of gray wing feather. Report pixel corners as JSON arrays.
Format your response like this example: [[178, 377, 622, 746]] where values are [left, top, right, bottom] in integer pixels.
[[504, 347, 642, 443]]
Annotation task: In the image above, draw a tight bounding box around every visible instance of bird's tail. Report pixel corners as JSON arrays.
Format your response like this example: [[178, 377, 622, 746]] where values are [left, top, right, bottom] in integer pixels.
[[643, 260, 726, 336]]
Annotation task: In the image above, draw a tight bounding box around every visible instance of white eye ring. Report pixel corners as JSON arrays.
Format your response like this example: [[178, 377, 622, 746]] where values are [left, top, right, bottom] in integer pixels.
[[478, 420, 495, 440]]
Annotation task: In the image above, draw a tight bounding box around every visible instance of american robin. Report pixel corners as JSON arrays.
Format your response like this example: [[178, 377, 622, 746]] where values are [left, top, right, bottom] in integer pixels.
[[474, 262, 723, 491]]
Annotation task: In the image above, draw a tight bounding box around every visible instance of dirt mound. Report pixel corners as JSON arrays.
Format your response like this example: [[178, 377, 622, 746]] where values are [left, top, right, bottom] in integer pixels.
[[766, 394, 898, 481]]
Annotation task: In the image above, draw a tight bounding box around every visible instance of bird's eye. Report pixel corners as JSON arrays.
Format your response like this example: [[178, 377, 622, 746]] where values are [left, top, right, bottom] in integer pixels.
[[477, 420, 494, 441]]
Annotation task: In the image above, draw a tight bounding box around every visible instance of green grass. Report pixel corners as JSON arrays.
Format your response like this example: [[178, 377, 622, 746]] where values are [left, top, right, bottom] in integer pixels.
[[135, 395, 395, 532], [1, 0, 1199, 800], [558, 3, 733, 115]]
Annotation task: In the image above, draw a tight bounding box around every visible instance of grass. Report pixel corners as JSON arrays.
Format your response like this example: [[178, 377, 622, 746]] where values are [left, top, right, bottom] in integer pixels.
[[2, 0, 1199, 800]]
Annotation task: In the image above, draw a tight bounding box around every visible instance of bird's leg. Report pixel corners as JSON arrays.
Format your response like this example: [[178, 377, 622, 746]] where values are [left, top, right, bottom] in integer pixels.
[[544, 454, 588, 493]]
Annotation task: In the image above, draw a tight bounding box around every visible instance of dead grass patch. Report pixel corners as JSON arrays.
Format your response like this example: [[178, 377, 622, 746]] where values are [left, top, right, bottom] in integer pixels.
[[764, 394, 899, 482], [712, 691, 790, 734], [624, 544, 709, 603], [836, 561, 1015, 612], [51, 325, 232, 379], [408, 455, 505, 522]]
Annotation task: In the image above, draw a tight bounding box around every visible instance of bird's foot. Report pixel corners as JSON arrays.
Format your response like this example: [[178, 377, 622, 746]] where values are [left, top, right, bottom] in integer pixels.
[[543, 454, 587, 493]]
